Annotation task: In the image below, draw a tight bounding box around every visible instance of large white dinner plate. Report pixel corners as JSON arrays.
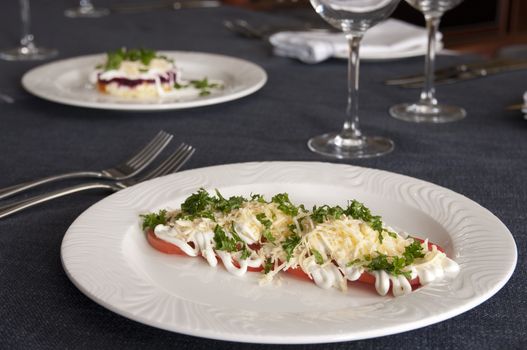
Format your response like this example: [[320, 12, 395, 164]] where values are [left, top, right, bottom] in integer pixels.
[[22, 51, 267, 111], [61, 162, 517, 344]]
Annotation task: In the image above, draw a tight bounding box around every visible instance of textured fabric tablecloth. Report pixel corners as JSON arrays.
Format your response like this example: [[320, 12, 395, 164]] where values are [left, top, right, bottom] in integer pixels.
[[0, 1, 525, 349]]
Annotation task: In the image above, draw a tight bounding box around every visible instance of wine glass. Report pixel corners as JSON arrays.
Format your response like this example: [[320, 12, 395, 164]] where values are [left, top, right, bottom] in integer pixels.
[[0, 0, 58, 61], [389, 0, 466, 123], [65, 0, 109, 18], [308, 0, 400, 159]]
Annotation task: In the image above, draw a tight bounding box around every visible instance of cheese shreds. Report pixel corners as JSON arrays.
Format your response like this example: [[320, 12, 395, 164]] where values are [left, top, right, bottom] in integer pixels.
[[141, 189, 460, 297]]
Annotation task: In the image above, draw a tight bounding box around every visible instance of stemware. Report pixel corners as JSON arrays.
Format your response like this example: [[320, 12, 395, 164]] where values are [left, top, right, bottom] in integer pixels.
[[0, 0, 58, 61], [308, 0, 400, 159], [64, 0, 109, 18], [389, 0, 466, 123]]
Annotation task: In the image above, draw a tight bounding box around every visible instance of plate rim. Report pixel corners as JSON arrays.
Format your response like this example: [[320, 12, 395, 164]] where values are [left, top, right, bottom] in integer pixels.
[[60, 161, 518, 344], [21, 51, 267, 111]]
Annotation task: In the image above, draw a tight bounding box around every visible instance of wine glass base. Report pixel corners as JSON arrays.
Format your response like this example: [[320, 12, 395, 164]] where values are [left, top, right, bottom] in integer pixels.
[[389, 102, 466, 123], [308, 133, 394, 159], [0, 46, 58, 61], [64, 7, 110, 18]]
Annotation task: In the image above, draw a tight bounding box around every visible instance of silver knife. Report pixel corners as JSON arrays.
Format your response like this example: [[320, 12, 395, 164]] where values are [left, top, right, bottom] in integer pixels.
[[385, 59, 527, 87]]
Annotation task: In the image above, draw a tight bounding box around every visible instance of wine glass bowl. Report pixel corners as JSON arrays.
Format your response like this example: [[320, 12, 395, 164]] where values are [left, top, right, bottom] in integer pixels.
[[307, 0, 400, 159], [389, 0, 466, 123]]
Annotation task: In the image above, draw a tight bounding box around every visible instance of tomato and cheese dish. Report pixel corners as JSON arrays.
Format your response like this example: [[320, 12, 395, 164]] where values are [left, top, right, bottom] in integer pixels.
[[140, 189, 460, 297], [93, 48, 221, 99]]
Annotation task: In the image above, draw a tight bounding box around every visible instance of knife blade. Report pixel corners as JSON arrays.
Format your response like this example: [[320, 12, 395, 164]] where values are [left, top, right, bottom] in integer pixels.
[[385, 58, 527, 87]]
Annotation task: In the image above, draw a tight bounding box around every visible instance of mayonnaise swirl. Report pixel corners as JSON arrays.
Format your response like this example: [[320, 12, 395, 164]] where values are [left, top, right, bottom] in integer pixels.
[[145, 193, 460, 297]]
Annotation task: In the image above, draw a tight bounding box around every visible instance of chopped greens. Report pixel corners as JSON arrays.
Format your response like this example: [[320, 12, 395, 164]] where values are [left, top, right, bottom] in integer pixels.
[[367, 254, 411, 278], [310, 205, 345, 223], [173, 78, 223, 96], [403, 239, 425, 265], [256, 213, 275, 243], [362, 239, 425, 278], [139, 189, 437, 285], [282, 233, 301, 262], [190, 78, 222, 96], [263, 258, 274, 274], [272, 193, 299, 216], [214, 189, 245, 213], [102, 48, 167, 71], [344, 200, 384, 242], [140, 209, 167, 230], [176, 188, 250, 220], [213, 225, 238, 252], [311, 249, 324, 265]]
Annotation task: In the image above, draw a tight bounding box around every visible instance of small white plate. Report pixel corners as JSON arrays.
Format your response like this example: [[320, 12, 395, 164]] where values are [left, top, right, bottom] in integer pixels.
[[22, 51, 267, 111], [61, 162, 517, 344]]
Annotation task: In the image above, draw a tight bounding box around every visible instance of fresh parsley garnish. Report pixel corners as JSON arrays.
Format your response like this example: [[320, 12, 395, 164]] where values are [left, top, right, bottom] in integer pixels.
[[213, 225, 238, 252], [403, 239, 425, 265], [179, 188, 216, 220], [311, 249, 324, 265], [264, 258, 273, 274], [344, 200, 385, 242], [213, 224, 252, 259], [364, 239, 425, 278], [310, 205, 345, 223], [346, 258, 362, 267], [256, 213, 275, 243], [176, 188, 250, 220], [103, 48, 165, 71], [272, 193, 299, 216], [140, 209, 167, 230], [282, 234, 301, 262], [214, 189, 245, 214], [174, 78, 223, 96]]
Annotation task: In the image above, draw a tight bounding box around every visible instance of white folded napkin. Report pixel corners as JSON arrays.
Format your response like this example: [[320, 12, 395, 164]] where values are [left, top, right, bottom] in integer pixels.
[[269, 19, 442, 64]]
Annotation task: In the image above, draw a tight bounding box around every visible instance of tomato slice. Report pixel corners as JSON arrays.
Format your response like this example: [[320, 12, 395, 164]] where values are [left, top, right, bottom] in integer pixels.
[[285, 238, 445, 289], [147, 229, 264, 272], [146, 229, 188, 255]]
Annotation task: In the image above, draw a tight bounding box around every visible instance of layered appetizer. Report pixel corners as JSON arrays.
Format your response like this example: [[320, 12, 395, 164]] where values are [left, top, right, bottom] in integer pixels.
[[93, 48, 221, 99], [141, 189, 460, 297]]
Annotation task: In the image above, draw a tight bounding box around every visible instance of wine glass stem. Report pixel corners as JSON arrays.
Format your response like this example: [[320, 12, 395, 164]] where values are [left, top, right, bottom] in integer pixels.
[[342, 34, 363, 141], [420, 14, 441, 106], [19, 0, 35, 49]]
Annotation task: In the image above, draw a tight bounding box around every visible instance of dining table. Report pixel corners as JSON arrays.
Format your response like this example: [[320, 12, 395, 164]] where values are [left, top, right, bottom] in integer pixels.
[[0, 0, 525, 348]]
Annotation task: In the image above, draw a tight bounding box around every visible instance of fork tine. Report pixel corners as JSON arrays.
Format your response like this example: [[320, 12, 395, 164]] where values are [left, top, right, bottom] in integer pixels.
[[141, 144, 194, 180], [158, 145, 195, 175], [141, 143, 187, 179], [126, 130, 173, 168]]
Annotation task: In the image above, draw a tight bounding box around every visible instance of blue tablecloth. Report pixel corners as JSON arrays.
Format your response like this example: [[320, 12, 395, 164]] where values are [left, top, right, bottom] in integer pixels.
[[0, 1, 525, 348]]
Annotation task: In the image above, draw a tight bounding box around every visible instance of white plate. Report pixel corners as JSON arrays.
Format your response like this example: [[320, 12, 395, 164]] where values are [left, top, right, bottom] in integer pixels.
[[22, 52, 267, 111], [61, 162, 517, 344]]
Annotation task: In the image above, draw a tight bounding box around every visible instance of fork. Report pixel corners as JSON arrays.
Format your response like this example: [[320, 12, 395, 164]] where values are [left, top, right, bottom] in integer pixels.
[[0, 143, 195, 219], [0, 130, 173, 201]]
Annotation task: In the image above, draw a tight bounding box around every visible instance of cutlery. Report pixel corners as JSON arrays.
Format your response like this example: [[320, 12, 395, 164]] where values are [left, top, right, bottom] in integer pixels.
[[0, 93, 14, 104], [0, 143, 195, 219], [385, 58, 527, 88], [111, 0, 220, 13], [0, 130, 173, 201]]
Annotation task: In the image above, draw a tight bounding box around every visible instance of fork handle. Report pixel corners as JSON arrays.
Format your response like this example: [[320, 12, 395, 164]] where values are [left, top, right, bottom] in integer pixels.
[[0, 182, 117, 219], [0, 171, 103, 200]]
